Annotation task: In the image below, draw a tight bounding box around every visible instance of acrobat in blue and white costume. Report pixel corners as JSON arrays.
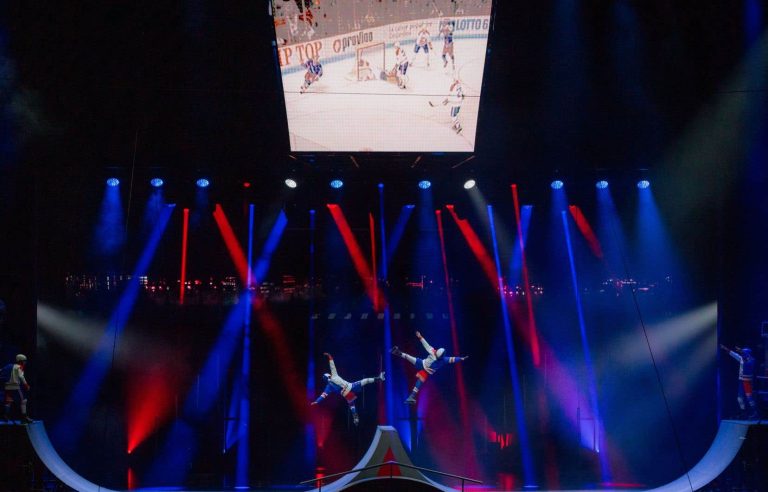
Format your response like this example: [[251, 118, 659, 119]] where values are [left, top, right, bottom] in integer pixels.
[[391, 332, 467, 405], [311, 353, 384, 425], [721, 344, 758, 419]]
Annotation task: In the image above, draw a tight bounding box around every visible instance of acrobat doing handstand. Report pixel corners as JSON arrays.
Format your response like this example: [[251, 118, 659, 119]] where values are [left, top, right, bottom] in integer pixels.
[[390, 331, 468, 405], [311, 352, 385, 425]]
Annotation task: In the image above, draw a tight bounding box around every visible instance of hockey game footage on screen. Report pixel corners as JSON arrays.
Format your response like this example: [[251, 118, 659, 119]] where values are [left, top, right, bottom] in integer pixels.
[[272, 0, 493, 152]]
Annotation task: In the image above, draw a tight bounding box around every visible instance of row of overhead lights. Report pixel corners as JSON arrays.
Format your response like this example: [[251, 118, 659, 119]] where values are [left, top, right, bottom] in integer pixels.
[[551, 179, 650, 190], [106, 177, 649, 191], [106, 178, 211, 188]]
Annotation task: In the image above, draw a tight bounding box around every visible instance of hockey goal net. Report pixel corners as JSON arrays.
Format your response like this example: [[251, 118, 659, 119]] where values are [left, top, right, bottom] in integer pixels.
[[347, 42, 386, 81]]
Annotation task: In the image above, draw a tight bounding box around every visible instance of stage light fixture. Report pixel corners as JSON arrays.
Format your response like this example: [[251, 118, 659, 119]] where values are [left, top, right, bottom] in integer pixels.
[[243, 181, 252, 188], [418, 180, 432, 190], [284, 178, 298, 189], [330, 179, 344, 189], [637, 180, 650, 189], [596, 180, 608, 189], [196, 178, 210, 188], [106, 178, 120, 187], [150, 178, 164, 188], [463, 179, 476, 190], [550, 180, 564, 190]]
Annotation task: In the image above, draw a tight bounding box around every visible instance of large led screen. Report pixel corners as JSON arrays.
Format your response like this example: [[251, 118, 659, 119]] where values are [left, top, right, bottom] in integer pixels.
[[272, 0, 493, 152]]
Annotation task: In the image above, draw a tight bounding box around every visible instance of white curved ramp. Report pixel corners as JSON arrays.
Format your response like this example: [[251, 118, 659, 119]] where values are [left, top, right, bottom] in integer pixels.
[[644, 419, 753, 492], [25, 421, 120, 492]]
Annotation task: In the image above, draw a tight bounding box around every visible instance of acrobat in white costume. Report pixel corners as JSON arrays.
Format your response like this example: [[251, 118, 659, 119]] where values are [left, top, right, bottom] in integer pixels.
[[311, 352, 385, 425], [390, 331, 468, 405]]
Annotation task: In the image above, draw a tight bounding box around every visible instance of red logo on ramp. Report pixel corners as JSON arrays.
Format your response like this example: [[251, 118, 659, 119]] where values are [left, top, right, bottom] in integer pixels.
[[377, 447, 402, 477]]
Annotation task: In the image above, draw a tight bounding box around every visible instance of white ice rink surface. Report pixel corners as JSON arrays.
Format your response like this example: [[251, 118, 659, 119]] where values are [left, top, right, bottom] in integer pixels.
[[282, 38, 488, 152]]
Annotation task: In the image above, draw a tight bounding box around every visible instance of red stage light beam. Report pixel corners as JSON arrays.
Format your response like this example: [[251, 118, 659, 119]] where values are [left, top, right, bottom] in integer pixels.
[[180, 208, 189, 305], [369, 212, 380, 311], [326, 204, 385, 310], [212, 204, 250, 281], [444, 205, 498, 287], [511, 185, 541, 366], [436, 209, 479, 477], [212, 205, 308, 422], [568, 205, 604, 258]]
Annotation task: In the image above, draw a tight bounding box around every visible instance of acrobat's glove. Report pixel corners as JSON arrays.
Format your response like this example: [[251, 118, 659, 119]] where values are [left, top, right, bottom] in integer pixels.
[[390, 346, 402, 357], [310, 401, 318, 406], [415, 331, 422, 339], [323, 352, 333, 360], [461, 356, 469, 361], [376, 371, 386, 382]]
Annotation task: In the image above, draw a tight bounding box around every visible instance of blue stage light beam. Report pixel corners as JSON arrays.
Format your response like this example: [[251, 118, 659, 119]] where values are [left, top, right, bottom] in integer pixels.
[[92, 180, 126, 269], [235, 204, 255, 488], [252, 210, 288, 283], [636, 185, 681, 291], [141, 188, 166, 233], [53, 203, 175, 452], [145, 299, 247, 486], [190, 180, 211, 230], [596, 185, 629, 286], [488, 204, 537, 488], [305, 210, 318, 468], [508, 205, 532, 285], [745, 0, 763, 45], [385, 205, 415, 263], [562, 210, 611, 481], [226, 208, 289, 453], [378, 185, 395, 425]]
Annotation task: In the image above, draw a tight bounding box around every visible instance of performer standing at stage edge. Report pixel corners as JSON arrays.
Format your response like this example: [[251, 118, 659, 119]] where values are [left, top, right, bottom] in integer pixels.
[[391, 331, 468, 405], [311, 352, 385, 426], [2, 354, 33, 424], [720, 344, 759, 419]]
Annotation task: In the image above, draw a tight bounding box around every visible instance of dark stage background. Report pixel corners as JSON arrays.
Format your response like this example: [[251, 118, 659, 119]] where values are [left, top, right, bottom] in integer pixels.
[[1, 0, 767, 490]]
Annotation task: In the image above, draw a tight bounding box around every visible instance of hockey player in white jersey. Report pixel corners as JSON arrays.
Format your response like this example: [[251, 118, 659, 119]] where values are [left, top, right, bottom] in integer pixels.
[[442, 78, 464, 134], [393, 42, 410, 89], [299, 58, 323, 94], [413, 24, 432, 67]]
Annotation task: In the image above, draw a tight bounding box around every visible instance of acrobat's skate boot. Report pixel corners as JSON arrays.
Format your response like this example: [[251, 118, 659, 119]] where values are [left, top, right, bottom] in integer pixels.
[[390, 346, 402, 357], [404, 396, 417, 405], [21, 416, 34, 424], [353, 413, 360, 426]]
